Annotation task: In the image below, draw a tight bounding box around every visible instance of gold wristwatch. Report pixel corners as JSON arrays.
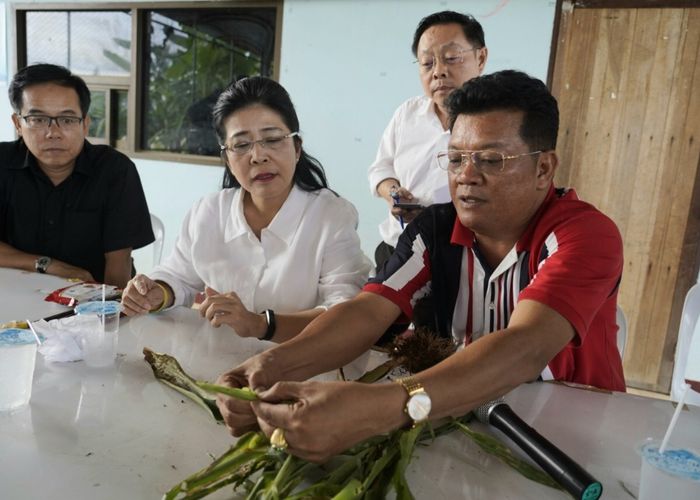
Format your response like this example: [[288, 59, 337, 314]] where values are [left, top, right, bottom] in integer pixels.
[[396, 376, 432, 427]]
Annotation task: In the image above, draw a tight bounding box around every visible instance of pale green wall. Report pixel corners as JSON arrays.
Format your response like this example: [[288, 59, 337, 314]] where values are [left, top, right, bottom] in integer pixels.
[[0, 0, 556, 273]]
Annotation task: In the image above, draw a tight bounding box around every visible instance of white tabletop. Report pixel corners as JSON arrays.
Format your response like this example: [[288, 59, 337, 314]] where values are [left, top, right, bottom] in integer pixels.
[[1, 272, 700, 499], [0, 268, 72, 323]]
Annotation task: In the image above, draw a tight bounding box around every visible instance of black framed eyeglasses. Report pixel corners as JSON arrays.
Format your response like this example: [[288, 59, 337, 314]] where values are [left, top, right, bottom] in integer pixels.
[[220, 131, 299, 156], [20, 114, 84, 129], [437, 150, 542, 175]]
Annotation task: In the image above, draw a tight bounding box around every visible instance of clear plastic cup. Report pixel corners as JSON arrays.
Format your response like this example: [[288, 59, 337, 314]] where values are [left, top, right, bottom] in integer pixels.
[[76, 301, 120, 368], [0, 328, 38, 411], [638, 440, 700, 500], [75, 301, 121, 334]]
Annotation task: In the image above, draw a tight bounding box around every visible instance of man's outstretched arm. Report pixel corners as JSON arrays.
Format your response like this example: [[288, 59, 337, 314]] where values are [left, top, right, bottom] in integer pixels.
[[250, 299, 576, 463], [0, 240, 93, 282]]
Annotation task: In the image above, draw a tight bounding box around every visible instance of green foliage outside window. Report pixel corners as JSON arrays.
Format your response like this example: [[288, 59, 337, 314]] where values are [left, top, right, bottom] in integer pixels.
[[21, 7, 277, 159], [143, 10, 276, 156], [89, 90, 107, 139]]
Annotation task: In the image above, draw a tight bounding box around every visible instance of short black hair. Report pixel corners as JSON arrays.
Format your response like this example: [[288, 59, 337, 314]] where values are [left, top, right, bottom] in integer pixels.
[[8, 63, 91, 117], [411, 11, 485, 56], [446, 70, 559, 151], [212, 76, 329, 192]]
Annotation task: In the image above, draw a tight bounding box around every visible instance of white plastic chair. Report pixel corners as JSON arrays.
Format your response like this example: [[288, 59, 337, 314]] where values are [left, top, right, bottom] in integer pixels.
[[671, 281, 700, 406], [616, 305, 627, 358], [150, 213, 165, 266]]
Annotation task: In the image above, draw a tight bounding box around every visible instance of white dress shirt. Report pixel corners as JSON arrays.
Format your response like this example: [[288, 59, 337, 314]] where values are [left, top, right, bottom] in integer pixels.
[[367, 95, 451, 247], [150, 185, 371, 313]]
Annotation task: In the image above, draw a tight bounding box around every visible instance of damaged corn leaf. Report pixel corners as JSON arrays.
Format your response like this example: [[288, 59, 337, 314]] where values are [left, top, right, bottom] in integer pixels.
[[143, 347, 222, 422], [163, 431, 274, 500]]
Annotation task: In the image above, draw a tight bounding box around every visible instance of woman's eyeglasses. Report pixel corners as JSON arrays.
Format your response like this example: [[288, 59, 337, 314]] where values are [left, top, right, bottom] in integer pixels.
[[221, 131, 299, 156]]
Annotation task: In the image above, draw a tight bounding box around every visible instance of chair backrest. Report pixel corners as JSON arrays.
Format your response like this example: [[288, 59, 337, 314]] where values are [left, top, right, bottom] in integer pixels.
[[616, 305, 627, 359], [150, 213, 165, 266], [672, 282, 700, 406]]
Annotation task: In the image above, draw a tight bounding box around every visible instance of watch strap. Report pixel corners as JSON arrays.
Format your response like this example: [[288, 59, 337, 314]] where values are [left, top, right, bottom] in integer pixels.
[[396, 376, 423, 396], [260, 309, 276, 341]]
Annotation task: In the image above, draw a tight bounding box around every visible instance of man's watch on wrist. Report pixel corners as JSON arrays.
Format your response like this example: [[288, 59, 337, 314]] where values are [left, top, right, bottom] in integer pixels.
[[34, 256, 52, 274], [396, 376, 432, 427]]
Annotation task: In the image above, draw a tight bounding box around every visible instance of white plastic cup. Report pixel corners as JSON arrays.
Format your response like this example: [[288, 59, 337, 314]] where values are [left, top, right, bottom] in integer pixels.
[[0, 328, 38, 411], [638, 440, 700, 500], [76, 301, 120, 368]]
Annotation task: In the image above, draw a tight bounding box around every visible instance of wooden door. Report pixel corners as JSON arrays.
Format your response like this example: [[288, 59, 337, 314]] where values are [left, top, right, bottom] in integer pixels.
[[549, 1, 700, 392]]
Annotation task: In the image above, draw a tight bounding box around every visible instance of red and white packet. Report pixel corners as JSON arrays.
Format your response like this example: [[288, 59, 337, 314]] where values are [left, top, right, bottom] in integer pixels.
[[44, 282, 120, 307]]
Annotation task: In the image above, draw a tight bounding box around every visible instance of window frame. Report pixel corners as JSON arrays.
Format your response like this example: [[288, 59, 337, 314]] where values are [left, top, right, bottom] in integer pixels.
[[12, 1, 283, 166]]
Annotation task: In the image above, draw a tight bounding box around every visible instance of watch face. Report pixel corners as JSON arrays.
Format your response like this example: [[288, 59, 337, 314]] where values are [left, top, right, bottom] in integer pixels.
[[36, 256, 51, 273], [407, 392, 432, 422]]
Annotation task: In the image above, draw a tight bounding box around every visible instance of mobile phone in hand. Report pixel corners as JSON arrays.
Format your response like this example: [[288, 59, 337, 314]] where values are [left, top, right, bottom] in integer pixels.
[[393, 203, 423, 210]]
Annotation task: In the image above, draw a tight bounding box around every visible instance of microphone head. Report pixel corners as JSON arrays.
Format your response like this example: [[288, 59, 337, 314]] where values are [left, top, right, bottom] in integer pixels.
[[474, 397, 506, 423]]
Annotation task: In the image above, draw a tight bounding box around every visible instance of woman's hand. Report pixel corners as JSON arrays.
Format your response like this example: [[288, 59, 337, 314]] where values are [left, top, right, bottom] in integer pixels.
[[199, 286, 267, 338], [252, 380, 404, 463], [121, 274, 165, 316]]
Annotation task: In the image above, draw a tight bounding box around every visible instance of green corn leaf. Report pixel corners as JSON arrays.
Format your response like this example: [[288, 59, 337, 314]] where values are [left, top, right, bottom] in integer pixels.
[[196, 382, 259, 401], [361, 440, 400, 493], [391, 423, 423, 500], [355, 358, 401, 384], [331, 478, 363, 500], [364, 463, 397, 500], [453, 420, 564, 491], [155, 349, 567, 500]]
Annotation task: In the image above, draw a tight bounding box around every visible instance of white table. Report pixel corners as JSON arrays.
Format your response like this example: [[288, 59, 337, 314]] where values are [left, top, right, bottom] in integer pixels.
[[1, 273, 700, 499], [0, 268, 72, 323]]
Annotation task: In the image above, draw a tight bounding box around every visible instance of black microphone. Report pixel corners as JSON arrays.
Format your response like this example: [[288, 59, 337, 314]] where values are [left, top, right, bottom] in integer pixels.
[[475, 399, 602, 500]]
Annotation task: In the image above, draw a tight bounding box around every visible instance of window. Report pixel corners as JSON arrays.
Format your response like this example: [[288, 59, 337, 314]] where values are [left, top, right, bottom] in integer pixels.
[[16, 3, 280, 163], [143, 8, 276, 156], [23, 10, 131, 147]]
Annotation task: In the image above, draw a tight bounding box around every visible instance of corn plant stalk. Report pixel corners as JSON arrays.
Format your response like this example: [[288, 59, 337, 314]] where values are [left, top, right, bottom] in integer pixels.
[[147, 348, 568, 499]]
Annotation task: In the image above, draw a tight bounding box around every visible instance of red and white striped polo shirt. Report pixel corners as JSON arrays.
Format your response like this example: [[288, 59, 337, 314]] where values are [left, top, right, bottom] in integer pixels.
[[365, 186, 626, 391]]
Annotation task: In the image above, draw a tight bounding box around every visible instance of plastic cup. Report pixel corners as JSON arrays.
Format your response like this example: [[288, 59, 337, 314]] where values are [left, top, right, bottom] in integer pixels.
[[75, 300, 121, 334], [76, 301, 120, 368], [0, 328, 38, 411], [638, 440, 700, 500]]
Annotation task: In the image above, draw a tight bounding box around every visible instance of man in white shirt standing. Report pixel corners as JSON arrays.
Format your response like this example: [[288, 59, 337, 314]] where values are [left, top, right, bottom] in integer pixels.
[[368, 11, 488, 269]]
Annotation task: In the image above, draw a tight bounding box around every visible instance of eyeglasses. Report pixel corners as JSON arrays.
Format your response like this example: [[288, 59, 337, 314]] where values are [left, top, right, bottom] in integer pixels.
[[20, 114, 84, 130], [220, 131, 299, 156], [437, 150, 542, 175], [415, 47, 481, 73]]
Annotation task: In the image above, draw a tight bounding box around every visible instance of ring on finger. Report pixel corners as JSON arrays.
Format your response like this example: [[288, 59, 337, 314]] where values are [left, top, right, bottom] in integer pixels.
[[270, 427, 288, 451]]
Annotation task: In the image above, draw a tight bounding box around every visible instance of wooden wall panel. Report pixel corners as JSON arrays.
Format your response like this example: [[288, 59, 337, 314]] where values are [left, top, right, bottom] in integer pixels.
[[660, 8, 700, 387], [551, 6, 700, 391]]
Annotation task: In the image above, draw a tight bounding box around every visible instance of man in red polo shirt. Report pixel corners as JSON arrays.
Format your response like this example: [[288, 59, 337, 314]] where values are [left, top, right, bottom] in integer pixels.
[[214, 70, 625, 463]]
